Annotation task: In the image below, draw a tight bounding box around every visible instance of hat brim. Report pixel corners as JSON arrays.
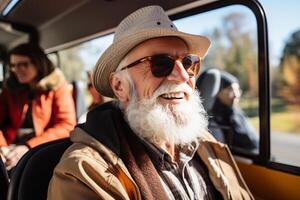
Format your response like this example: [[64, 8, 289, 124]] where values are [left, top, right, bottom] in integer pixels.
[[93, 28, 211, 97]]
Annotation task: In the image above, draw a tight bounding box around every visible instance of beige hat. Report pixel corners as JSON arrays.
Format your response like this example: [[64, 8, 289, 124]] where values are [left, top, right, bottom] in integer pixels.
[[93, 5, 211, 97]]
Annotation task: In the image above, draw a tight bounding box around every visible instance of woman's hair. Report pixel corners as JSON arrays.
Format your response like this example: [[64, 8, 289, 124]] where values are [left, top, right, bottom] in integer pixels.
[[5, 43, 55, 90]]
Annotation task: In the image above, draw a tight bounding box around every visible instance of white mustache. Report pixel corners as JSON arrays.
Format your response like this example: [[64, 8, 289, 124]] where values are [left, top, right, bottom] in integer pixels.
[[153, 83, 193, 98]]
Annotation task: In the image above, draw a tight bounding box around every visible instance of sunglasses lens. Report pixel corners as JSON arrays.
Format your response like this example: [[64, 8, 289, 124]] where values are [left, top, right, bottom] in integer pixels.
[[182, 55, 200, 76], [150, 55, 174, 77], [10, 62, 30, 71]]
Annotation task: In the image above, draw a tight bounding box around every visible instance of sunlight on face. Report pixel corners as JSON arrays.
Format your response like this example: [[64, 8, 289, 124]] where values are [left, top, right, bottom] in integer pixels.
[[218, 83, 242, 107], [114, 37, 207, 145], [119, 37, 196, 105]]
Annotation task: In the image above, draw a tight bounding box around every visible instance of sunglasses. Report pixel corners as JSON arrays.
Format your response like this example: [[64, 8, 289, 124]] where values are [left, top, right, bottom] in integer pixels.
[[9, 61, 32, 72], [120, 54, 201, 77]]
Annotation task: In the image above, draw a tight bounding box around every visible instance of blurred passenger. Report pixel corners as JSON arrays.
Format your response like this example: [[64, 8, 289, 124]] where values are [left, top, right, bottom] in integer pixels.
[[86, 70, 105, 110], [197, 68, 259, 152], [77, 71, 112, 123], [0, 43, 76, 170]]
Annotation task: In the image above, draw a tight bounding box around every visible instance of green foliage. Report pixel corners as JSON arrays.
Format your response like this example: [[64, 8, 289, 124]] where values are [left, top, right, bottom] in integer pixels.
[[249, 109, 300, 134], [246, 99, 300, 134], [279, 30, 300, 104], [204, 12, 258, 97]]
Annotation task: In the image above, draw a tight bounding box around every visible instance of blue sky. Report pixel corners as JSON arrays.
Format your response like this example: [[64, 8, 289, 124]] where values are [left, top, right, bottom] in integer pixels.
[[259, 0, 300, 66]]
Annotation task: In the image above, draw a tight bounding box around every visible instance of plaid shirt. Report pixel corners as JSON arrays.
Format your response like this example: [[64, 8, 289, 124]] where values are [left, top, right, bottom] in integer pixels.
[[140, 138, 222, 200]]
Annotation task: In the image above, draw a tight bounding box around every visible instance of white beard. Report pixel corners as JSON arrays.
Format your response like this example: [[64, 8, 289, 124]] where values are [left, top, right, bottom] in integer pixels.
[[124, 82, 208, 145]]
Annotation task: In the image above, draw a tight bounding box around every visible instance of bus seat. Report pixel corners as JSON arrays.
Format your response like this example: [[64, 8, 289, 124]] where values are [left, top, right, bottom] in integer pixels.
[[7, 138, 72, 200], [71, 81, 87, 122], [0, 158, 8, 200], [196, 68, 221, 111]]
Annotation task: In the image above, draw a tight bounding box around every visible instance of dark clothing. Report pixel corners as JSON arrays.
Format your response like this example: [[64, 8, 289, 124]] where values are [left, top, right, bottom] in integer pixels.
[[210, 98, 259, 152], [14, 94, 35, 144]]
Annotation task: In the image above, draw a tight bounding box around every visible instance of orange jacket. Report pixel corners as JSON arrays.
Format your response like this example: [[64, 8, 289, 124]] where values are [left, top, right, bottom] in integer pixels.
[[0, 69, 76, 148]]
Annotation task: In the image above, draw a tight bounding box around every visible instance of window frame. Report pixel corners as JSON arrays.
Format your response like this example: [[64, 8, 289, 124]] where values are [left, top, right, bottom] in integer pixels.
[[169, 0, 300, 175]]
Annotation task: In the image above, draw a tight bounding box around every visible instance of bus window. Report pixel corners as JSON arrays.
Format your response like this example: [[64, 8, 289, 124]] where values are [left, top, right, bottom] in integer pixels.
[[47, 53, 59, 68], [0, 61, 3, 81], [260, 0, 300, 167], [57, 34, 113, 83], [54, 34, 113, 110], [174, 5, 259, 155]]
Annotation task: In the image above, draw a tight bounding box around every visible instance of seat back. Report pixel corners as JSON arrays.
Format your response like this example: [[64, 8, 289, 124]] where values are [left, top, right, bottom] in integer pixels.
[[0, 158, 9, 200], [71, 81, 87, 121], [196, 68, 221, 111], [7, 138, 72, 200]]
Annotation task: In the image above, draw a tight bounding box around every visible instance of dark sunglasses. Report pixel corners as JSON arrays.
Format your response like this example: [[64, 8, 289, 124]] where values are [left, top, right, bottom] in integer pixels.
[[9, 61, 32, 72], [120, 54, 201, 77]]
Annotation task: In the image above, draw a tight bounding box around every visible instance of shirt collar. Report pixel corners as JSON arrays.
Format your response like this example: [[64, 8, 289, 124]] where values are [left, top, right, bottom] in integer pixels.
[[137, 136, 199, 168]]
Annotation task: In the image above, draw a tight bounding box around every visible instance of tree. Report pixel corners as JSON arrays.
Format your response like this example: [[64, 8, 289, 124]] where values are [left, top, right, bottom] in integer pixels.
[[279, 30, 300, 104], [203, 28, 226, 69], [223, 13, 257, 95], [204, 12, 258, 96]]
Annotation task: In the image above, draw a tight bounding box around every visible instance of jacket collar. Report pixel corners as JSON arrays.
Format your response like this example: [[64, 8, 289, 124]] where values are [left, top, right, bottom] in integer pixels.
[[34, 68, 66, 91], [72, 101, 253, 200], [77, 101, 124, 156]]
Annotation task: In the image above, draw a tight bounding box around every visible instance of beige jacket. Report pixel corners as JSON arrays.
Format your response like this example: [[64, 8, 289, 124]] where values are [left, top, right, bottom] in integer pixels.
[[47, 103, 253, 200]]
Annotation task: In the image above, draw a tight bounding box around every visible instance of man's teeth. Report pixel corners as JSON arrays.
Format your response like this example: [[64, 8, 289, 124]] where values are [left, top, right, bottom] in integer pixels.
[[161, 92, 184, 99]]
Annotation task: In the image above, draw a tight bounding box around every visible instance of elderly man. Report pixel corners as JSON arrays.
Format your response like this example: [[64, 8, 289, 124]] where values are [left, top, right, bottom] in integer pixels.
[[48, 5, 253, 200]]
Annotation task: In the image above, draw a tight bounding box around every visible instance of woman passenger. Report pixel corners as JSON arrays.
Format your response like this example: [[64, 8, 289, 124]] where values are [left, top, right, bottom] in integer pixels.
[[0, 43, 76, 170]]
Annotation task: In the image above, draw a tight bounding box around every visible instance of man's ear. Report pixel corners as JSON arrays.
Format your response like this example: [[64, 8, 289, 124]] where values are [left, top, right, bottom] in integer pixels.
[[109, 72, 129, 103]]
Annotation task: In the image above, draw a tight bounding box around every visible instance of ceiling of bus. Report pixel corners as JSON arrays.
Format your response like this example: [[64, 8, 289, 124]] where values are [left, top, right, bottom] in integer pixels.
[[0, 26, 25, 43], [0, 21, 29, 51], [0, 0, 199, 51]]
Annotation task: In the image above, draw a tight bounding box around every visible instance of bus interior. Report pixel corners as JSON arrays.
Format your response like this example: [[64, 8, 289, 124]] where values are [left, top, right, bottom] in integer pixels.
[[0, 0, 300, 199]]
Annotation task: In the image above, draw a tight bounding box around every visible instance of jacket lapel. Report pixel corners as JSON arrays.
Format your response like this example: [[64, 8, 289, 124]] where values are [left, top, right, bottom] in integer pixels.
[[197, 139, 254, 200]]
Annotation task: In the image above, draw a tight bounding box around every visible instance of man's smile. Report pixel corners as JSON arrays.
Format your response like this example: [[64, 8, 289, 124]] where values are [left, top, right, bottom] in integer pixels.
[[160, 92, 185, 99]]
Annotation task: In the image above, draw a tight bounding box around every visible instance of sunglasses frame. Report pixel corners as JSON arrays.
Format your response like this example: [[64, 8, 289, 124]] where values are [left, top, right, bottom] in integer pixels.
[[120, 53, 202, 77], [9, 61, 32, 72]]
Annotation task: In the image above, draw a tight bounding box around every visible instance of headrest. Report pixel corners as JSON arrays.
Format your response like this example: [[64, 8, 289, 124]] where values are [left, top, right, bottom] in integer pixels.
[[196, 68, 221, 111]]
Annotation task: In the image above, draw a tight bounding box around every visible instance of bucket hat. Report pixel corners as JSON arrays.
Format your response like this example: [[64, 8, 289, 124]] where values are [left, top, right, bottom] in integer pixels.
[[93, 5, 211, 97]]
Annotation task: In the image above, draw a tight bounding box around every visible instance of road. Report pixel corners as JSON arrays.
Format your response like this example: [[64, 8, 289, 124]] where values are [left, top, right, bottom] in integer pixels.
[[271, 132, 300, 166]]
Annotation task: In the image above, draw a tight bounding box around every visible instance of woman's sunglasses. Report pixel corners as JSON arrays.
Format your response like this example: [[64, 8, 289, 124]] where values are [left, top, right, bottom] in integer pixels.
[[120, 54, 201, 77]]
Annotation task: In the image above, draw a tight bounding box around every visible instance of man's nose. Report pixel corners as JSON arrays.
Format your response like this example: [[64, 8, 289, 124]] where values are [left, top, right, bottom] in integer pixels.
[[166, 60, 189, 83]]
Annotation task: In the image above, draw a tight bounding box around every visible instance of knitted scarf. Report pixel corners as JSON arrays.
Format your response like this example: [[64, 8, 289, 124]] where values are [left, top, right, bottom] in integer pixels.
[[114, 111, 169, 200]]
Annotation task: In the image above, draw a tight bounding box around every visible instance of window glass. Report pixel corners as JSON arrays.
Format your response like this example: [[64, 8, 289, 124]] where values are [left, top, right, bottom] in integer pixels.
[[58, 34, 113, 83], [259, 0, 300, 166], [0, 62, 3, 81], [48, 53, 59, 68], [55, 34, 114, 112], [174, 5, 259, 154]]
